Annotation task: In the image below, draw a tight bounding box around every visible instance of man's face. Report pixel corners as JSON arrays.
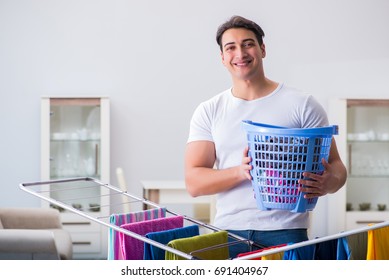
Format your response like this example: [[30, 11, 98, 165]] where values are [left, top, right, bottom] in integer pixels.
[[220, 28, 265, 81]]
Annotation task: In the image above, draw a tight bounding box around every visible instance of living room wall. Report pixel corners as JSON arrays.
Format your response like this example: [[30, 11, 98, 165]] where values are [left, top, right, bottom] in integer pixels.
[[1, 0, 389, 238]]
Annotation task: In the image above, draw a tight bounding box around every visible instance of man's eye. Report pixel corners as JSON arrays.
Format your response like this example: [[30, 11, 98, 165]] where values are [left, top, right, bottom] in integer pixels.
[[243, 42, 254, 48]]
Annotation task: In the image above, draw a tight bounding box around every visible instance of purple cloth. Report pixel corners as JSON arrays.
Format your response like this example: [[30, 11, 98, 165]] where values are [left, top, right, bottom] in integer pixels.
[[108, 208, 167, 260], [119, 215, 184, 260]]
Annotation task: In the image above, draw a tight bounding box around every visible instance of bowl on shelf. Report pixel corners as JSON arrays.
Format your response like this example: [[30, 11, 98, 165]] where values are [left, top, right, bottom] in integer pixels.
[[72, 203, 83, 211], [377, 204, 386, 211], [89, 203, 100, 212], [50, 203, 65, 212], [359, 203, 371, 211]]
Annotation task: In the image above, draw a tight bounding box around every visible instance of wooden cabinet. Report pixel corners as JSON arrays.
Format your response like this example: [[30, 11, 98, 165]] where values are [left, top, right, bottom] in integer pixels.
[[41, 97, 110, 259], [329, 98, 389, 232]]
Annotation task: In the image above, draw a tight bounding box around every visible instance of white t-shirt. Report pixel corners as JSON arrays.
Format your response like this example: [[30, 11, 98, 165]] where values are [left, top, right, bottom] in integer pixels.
[[187, 83, 329, 230]]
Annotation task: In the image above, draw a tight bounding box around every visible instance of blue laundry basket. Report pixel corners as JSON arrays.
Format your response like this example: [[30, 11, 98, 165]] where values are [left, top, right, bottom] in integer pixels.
[[242, 120, 338, 213]]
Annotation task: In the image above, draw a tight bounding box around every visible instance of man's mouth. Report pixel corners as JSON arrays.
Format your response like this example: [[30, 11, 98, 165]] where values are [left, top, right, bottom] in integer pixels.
[[233, 60, 252, 67]]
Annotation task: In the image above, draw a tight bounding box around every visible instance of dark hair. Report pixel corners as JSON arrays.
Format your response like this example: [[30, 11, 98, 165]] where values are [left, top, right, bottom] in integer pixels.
[[216, 15, 265, 51]]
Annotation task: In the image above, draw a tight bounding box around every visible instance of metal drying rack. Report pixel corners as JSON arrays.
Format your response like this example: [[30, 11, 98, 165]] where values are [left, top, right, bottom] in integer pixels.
[[19, 177, 265, 260], [19, 177, 389, 260]]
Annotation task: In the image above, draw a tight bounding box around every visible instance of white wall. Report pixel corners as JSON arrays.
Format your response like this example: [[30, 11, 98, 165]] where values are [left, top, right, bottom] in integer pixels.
[[1, 0, 389, 238]]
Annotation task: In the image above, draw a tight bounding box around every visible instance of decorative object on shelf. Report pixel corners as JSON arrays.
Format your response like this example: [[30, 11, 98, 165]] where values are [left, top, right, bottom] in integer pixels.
[[359, 203, 371, 211], [50, 204, 65, 212], [89, 203, 100, 212], [346, 203, 353, 211], [72, 203, 83, 211], [377, 204, 386, 211]]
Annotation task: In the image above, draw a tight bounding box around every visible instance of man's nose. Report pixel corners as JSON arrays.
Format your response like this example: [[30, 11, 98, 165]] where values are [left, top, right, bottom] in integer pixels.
[[235, 46, 247, 58]]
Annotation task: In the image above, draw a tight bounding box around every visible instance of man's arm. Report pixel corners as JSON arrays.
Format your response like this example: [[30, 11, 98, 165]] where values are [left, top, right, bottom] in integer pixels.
[[184, 140, 251, 197]]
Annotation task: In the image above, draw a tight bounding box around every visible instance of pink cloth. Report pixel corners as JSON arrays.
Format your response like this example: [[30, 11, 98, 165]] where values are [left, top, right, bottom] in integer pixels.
[[119, 215, 184, 260], [109, 208, 167, 260]]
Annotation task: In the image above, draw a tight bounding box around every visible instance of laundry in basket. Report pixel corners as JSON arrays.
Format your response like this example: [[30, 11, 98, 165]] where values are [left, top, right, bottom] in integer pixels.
[[241, 120, 338, 213]]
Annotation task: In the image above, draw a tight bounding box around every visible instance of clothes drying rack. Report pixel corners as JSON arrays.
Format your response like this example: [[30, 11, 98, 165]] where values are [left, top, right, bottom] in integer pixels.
[[19, 177, 266, 260], [19, 177, 389, 260]]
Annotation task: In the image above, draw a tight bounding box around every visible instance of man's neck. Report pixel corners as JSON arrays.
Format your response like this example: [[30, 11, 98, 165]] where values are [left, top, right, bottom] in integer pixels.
[[231, 78, 278, 101]]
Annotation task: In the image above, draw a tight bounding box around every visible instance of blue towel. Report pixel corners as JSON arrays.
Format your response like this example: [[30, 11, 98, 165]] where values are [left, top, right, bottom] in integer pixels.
[[144, 225, 200, 260], [314, 239, 338, 260], [283, 243, 315, 260], [336, 237, 351, 260]]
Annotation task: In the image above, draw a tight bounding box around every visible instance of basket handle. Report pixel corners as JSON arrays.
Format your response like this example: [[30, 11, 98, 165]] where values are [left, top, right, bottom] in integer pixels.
[[242, 120, 338, 136]]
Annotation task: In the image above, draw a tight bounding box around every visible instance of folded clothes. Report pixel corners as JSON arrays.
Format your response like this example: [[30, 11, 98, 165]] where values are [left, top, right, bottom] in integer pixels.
[[144, 224, 200, 260], [166, 230, 229, 260], [314, 238, 338, 260], [346, 231, 367, 260], [283, 243, 315, 260], [367, 225, 389, 260], [336, 237, 351, 260], [119, 215, 184, 260], [237, 244, 286, 260], [108, 208, 167, 260]]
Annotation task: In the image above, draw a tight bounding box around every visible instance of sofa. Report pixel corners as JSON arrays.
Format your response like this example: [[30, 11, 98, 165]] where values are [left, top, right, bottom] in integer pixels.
[[0, 207, 73, 260]]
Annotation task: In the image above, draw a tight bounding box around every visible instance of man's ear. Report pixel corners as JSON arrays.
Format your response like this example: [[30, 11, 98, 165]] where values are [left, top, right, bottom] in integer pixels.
[[261, 44, 266, 58], [221, 51, 226, 66]]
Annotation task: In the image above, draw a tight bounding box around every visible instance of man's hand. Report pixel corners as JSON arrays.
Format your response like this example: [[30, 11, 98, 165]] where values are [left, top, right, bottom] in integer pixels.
[[241, 146, 252, 181], [298, 158, 338, 199]]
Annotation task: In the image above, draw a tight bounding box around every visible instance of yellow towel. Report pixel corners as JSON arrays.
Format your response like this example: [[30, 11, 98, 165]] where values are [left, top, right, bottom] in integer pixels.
[[262, 251, 284, 260], [165, 231, 229, 260], [366, 225, 389, 260]]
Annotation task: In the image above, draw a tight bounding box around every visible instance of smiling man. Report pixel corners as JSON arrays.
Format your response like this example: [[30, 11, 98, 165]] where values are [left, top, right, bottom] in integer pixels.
[[184, 15, 347, 258]]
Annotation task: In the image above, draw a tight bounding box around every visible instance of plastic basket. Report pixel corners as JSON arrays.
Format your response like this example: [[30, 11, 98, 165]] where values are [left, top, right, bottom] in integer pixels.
[[242, 120, 338, 213]]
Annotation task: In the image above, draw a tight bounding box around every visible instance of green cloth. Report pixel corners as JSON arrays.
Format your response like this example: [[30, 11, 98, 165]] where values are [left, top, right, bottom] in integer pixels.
[[165, 230, 229, 260], [347, 231, 367, 260]]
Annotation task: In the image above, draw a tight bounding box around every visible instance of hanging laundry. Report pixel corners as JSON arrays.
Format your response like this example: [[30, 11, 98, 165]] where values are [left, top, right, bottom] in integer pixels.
[[119, 215, 184, 260], [144, 224, 200, 260], [336, 231, 368, 260], [346, 231, 367, 260], [262, 251, 284, 260], [367, 225, 389, 260], [236, 244, 286, 260], [108, 207, 167, 260], [314, 239, 338, 260], [336, 237, 351, 260], [165, 230, 229, 260], [283, 243, 315, 260]]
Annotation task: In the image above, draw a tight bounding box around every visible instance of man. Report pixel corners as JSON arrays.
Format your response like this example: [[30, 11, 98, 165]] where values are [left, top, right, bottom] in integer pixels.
[[185, 15, 347, 257]]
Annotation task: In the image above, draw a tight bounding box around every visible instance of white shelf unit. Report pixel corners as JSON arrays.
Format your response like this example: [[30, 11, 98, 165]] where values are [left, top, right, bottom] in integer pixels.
[[329, 98, 389, 233], [41, 97, 110, 259]]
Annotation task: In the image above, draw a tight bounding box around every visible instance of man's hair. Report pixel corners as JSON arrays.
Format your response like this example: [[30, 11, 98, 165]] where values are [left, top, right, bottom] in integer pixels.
[[216, 15, 265, 51]]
